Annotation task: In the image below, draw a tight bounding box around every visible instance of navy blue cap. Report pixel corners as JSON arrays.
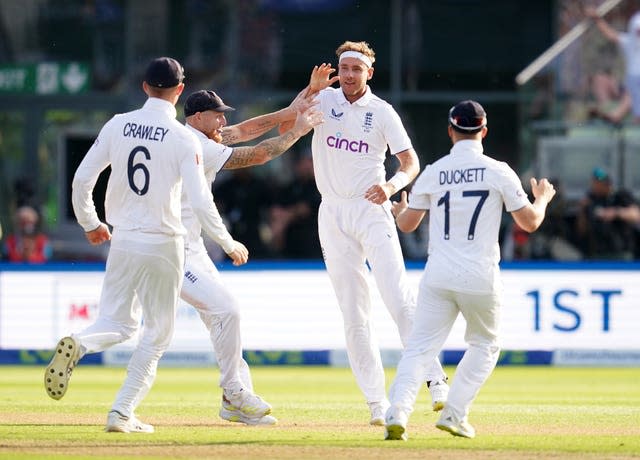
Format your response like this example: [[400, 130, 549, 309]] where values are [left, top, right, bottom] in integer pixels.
[[448, 100, 487, 133], [144, 57, 184, 88], [184, 90, 235, 117]]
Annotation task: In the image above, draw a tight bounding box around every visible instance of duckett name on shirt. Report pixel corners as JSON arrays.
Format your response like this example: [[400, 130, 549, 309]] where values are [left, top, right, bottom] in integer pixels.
[[326, 134, 369, 154], [439, 167, 486, 185], [123, 123, 169, 142]]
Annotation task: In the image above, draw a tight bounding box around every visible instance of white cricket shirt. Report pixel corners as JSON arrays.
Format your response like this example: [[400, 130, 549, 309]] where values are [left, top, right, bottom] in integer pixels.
[[311, 86, 413, 199], [72, 97, 235, 251], [182, 123, 233, 251], [409, 140, 529, 294]]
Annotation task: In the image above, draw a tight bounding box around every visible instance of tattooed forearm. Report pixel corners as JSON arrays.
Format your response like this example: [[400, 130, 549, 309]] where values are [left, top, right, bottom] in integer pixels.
[[245, 119, 278, 136], [221, 113, 287, 145], [221, 131, 242, 145], [223, 131, 299, 170], [224, 147, 259, 169], [256, 130, 297, 161]]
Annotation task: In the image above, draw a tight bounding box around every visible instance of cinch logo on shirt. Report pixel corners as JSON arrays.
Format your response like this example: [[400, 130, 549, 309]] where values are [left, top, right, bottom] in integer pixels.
[[326, 132, 369, 154]]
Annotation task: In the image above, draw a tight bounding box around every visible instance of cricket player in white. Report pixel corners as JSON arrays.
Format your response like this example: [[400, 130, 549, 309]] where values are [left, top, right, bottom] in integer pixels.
[[44, 57, 248, 433], [308, 41, 449, 425], [180, 88, 322, 425], [385, 100, 556, 440]]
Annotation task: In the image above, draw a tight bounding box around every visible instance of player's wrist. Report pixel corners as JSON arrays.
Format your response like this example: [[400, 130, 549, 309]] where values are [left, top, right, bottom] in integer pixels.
[[387, 171, 410, 193]]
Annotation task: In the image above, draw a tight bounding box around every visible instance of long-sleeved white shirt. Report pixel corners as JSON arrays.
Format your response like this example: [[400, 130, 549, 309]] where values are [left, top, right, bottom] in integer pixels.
[[72, 97, 235, 252], [181, 123, 233, 252]]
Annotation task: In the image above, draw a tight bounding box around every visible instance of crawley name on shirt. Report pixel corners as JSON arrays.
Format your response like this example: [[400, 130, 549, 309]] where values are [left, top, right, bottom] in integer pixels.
[[123, 122, 169, 142]]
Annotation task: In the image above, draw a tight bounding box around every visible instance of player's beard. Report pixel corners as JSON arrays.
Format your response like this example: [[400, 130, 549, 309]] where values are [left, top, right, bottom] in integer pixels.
[[210, 130, 223, 143], [340, 81, 366, 101]]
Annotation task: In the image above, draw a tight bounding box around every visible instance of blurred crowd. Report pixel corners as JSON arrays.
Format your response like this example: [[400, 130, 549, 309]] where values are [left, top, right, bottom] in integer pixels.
[[3, 153, 640, 264]]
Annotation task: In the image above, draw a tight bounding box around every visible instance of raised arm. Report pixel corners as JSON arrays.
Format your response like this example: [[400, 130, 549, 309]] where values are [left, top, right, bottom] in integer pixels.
[[278, 64, 339, 134], [585, 7, 621, 44], [511, 177, 556, 233], [220, 88, 316, 146], [223, 107, 324, 169], [308, 63, 340, 95]]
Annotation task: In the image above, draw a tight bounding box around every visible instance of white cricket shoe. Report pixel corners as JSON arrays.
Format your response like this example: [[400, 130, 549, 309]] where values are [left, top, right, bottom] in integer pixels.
[[105, 411, 154, 433], [219, 406, 278, 425], [427, 378, 449, 411], [436, 411, 475, 439], [223, 389, 272, 418], [384, 405, 408, 441], [44, 336, 81, 400], [368, 400, 390, 426]]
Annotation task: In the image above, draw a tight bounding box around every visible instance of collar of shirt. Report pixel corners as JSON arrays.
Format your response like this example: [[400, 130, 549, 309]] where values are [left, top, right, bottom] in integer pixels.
[[185, 122, 208, 141], [334, 85, 373, 106], [451, 139, 484, 156], [143, 97, 177, 119]]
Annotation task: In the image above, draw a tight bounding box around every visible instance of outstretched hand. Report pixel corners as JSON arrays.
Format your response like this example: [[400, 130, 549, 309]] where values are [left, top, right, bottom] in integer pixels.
[[288, 87, 319, 115], [530, 177, 556, 203], [292, 107, 324, 136], [309, 63, 339, 93]]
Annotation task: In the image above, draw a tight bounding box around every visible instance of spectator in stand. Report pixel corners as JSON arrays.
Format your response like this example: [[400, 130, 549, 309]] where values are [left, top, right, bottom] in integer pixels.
[[213, 169, 276, 258], [269, 149, 322, 259], [576, 167, 640, 260], [3, 206, 51, 263], [586, 6, 640, 123]]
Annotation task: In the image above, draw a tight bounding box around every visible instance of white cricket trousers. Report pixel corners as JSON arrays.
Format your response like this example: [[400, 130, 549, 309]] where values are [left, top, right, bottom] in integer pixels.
[[318, 197, 446, 404], [389, 281, 501, 422], [73, 231, 184, 417], [180, 246, 253, 394]]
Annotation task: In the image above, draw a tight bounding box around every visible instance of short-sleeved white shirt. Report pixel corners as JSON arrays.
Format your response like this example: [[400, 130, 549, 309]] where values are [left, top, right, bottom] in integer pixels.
[[182, 123, 233, 250], [311, 86, 413, 199], [409, 140, 529, 294]]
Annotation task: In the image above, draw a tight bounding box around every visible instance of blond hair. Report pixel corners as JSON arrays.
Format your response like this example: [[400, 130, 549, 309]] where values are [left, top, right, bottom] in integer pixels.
[[335, 41, 376, 65]]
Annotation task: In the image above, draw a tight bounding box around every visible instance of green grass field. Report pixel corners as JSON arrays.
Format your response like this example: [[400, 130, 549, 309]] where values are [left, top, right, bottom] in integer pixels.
[[0, 365, 639, 459]]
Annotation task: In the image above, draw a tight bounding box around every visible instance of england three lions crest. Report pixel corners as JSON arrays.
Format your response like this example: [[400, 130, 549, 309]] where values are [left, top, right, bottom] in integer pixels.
[[362, 112, 373, 133]]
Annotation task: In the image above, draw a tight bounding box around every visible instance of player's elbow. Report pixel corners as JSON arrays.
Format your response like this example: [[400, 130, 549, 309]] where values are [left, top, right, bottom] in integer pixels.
[[513, 215, 542, 233], [396, 217, 419, 233], [517, 221, 540, 233]]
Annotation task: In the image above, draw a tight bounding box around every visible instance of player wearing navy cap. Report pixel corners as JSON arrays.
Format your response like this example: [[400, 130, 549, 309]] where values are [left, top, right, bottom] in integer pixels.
[[44, 57, 247, 433], [180, 83, 323, 425], [385, 100, 556, 440]]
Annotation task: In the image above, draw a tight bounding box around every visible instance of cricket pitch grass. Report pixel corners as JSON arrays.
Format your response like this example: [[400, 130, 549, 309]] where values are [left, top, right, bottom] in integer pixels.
[[0, 365, 638, 459]]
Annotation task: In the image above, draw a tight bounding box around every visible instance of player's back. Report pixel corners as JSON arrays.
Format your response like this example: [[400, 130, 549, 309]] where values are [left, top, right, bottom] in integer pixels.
[[77, 98, 200, 240], [413, 140, 527, 293]]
